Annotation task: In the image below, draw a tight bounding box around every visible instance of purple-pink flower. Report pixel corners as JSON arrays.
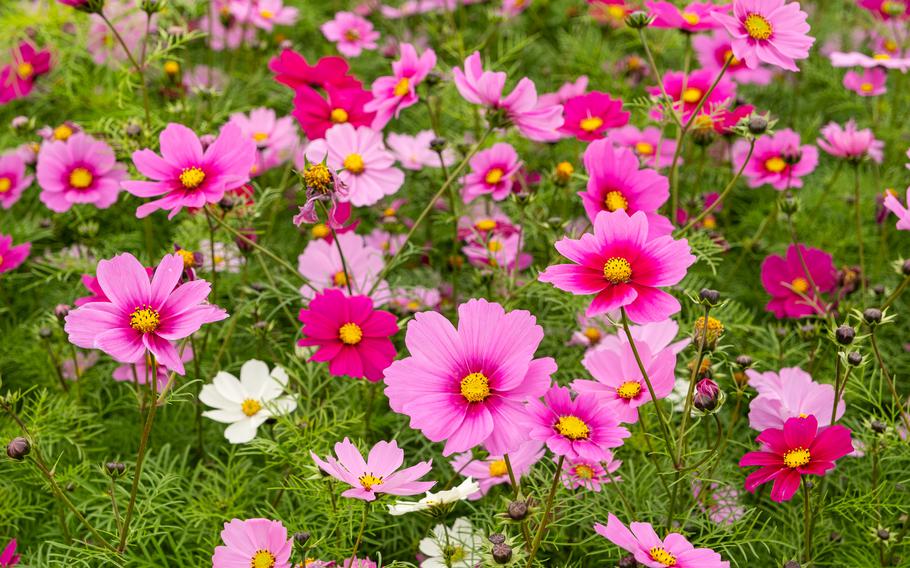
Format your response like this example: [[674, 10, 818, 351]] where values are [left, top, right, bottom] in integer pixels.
[[733, 128, 818, 190], [760, 243, 835, 318], [883, 187, 910, 230], [0, 234, 30, 275], [816, 120, 884, 163], [843, 68, 887, 96], [559, 91, 630, 141], [746, 366, 845, 430], [321, 12, 380, 57], [712, 0, 815, 72], [647, 1, 730, 32], [212, 518, 292, 568], [595, 513, 730, 567], [461, 143, 522, 202], [0, 152, 31, 209], [694, 31, 773, 84], [365, 43, 436, 129], [449, 440, 544, 499], [386, 130, 455, 170], [605, 125, 679, 169], [36, 133, 127, 213]]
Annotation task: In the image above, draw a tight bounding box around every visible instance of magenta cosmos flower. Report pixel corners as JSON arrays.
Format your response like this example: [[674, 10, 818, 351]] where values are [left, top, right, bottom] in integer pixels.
[[539, 76, 588, 107], [311, 438, 435, 501], [321, 12, 380, 57], [817, 120, 884, 164], [64, 253, 228, 374], [883, 187, 910, 230], [526, 385, 630, 462], [559, 92, 630, 141], [694, 31, 774, 84], [647, 1, 730, 32], [123, 123, 256, 219], [298, 289, 397, 382], [740, 415, 853, 502], [562, 453, 622, 492], [579, 140, 671, 238], [606, 126, 679, 169], [36, 133, 127, 213], [0, 539, 18, 567], [449, 440, 544, 500], [760, 243, 835, 318], [858, 0, 909, 19], [212, 518, 292, 568], [383, 298, 557, 456], [712, 0, 815, 72], [746, 366, 845, 430], [843, 68, 887, 96], [365, 43, 437, 129], [305, 123, 404, 207], [0, 234, 30, 275], [292, 85, 375, 140], [453, 52, 563, 142], [0, 152, 31, 209], [648, 69, 736, 123], [733, 128, 818, 190], [461, 143, 522, 202], [228, 107, 299, 175], [539, 210, 695, 323], [0, 42, 51, 104], [595, 514, 730, 567], [269, 49, 362, 92]]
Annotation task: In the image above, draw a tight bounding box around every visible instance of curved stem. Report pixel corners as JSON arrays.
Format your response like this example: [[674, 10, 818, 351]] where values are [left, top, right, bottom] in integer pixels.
[[99, 12, 151, 131], [349, 501, 369, 563], [882, 274, 910, 310], [852, 165, 867, 296], [675, 305, 710, 467], [524, 455, 565, 568], [869, 329, 910, 432], [802, 478, 813, 564], [636, 29, 682, 128]]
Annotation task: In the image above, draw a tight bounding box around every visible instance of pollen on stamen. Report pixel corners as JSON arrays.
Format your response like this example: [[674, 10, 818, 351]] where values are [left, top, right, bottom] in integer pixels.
[[460, 372, 490, 403], [250, 549, 276, 568], [358, 473, 383, 490], [616, 381, 642, 400], [488, 459, 508, 477], [649, 546, 678, 566], [555, 415, 590, 440], [129, 307, 160, 334], [603, 257, 632, 284], [338, 322, 363, 345], [179, 166, 206, 190]]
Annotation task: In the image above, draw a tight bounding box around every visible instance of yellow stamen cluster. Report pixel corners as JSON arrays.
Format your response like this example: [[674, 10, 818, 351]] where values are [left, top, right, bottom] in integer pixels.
[[555, 161, 574, 183], [582, 326, 602, 343], [475, 219, 497, 231], [359, 473, 382, 490], [579, 116, 604, 133], [649, 546, 678, 566], [53, 124, 73, 141], [0, 178, 12, 193], [485, 168, 505, 185], [616, 380, 642, 400], [393, 77, 410, 97], [304, 163, 334, 194], [330, 108, 349, 123], [555, 415, 590, 440], [790, 277, 810, 294], [681, 11, 700, 25], [574, 464, 595, 479], [487, 240, 503, 253], [260, 9, 274, 19], [344, 29, 361, 42], [311, 223, 331, 239], [338, 322, 364, 345], [17, 62, 33, 79], [783, 447, 811, 469], [179, 166, 206, 189], [343, 153, 365, 174], [252, 132, 269, 143], [488, 459, 508, 478], [333, 271, 348, 286], [241, 399, 262, 417], [129, 307, 160, 334], [744, 13, 773, 41], [176, 249, 196, 269], [635, 141, 654, 156], [69, 167, 93, 189], [163, 60, 180, 75], [764, 156, 786, 173], [603, 257, 632, 284], [460, 372, 490, 403], [251, 549, 276, 568], [694, 316, 725, 347], [603, 190, 628, 212], [682, 88, 703, 104]]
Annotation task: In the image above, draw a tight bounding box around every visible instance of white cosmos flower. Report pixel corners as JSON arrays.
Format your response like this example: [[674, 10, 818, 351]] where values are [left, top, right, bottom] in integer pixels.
[[419, 517, 482, 568], [199, 359, 297, 444], [387, 478, 480, 516]]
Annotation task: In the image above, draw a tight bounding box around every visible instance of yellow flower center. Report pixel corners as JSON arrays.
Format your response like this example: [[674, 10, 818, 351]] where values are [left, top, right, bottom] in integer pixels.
[[129, 307, 160, 334], [333, 271, 348, 286], [485, 167, 504, 185], [252, 132, 269, 143], [791, 277, 809, 294], [488, 240, 503, 252], [311, 223, 330, 238], [695, 316, 724, 334], [304, 163, 333, 193], [555, 415, 590, 440], [0, 178, 11, 193], [69, 167, 93, 189], [393, 77, 410, 97], [885, 39, 898, 52], [176, 249, 196, 268], [460, 372, 490, 403], [682, 11, 700, 25], [582, 326, 601, 343], [603, 257, 632, 284], [783, 447, 811, 468], [406, 300, 420, 310], [703, 216, 717, 230], [607, 5, 625, 19], [330, 108, 349, 123], [343, 153, 365, 174], [54, 124, 73, 140], [338, 322, 364, 345], [383, 207, 397, 217], [488, 459, 508, 477], [603, 190, 628, 212], [580, 116, 604, 133], [873, 53, 891, 60], [723, 49, 741, 66], [16, 62, 33, 79], [764, 157, 786, 173], [649, 546, 678, 566], [475, 219, 497, 231], [344, 29, 361, 42], [860, 82, 874, 92], [575, 464, 595, 479], [163, 60, 180, 75], [635, 141, 654, 156], [556, 161, 574, 180], [179, 167, 206, 189], [616, 380, 642, 400], [241, 398, 262, 417], [744, 13, 773, 40], [359, 473, 382, 490], [682, 87, 703, 104], [260, 8, 274, 19], [251, 549, 276, 568]]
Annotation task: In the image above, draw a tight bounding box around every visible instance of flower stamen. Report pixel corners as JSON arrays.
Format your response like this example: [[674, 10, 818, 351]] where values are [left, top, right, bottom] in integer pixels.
[[460, 372, 490, 403]]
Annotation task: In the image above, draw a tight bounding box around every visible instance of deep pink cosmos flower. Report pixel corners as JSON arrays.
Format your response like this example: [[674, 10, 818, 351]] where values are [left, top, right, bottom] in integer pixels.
[[595, 513, 730, 567], [0, 42, 51, 104], [0, 152, 31, 209], [122, 123, 256, 219], [461, 143, 522, 202], [539, 210, 695, 323], [817, 120, 884, 164], [297, 231, 389, 302], [526, 385, 630, 462], [694, 31, 773, 84], [449, 440, 544, 500], [843, 68, 887, 96], [647, 1, 730, 32], [579, 140, 672, 238], [36, 133, 127, 213], [733, 128, 818, 190], [64, 253, 228, 374], [740, 415, 853, 502], [649, 69, 736, 123], [228, 107, 299, 174], [760, 243, 835, 318], [321, 12, 380, 57], [298, 289, 397, 382], [562, 454, 622, 492], [269, 49, 362, 91], [559, 92, 630, 141], [365, 43, 437, 129], [858, 0, 909, 19], [212, 518, 292, 568], [606, 125, 679, 169], [712, 0, 815, 72], [232, 0, 298, 31], [383, 298, 557, 456], [0, 235, 29, 275], [0, 539, 18, 567], [386, 130, 455, 170], [453, 52, 564, 142], [311, 438, 435, 501], [746, 366, 845, 430], [292, 85, 376, 140], [883, 187, 910, 230]]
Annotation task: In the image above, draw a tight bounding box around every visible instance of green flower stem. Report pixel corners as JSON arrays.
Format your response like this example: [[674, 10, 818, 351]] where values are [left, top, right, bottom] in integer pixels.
[[524, 455, 565, 567]]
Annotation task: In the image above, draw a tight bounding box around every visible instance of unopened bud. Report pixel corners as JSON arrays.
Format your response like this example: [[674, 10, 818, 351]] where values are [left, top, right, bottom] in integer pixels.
[[878, 529, 890, 541], [783, 562, 801, 568], [748, 115, 769, 135], [902, 259, 910, 276], [863, 308, 882, 324], [105, 462, 125, 477], [507, 500, 528, 520], [293, 531, 310, 545], [429, 137, 447, 153], [835, 325, 855, 345], [847, 351, 862, 366], [125, 123, 142, 137], [735, 355, 753, 368], [871, 420, 886, 434], [698, 288, 720, 304], [492, 542, 513, 564], [38, 327, 52, 339], [488, 533, 506, 545], [55, 304, 71, 322], [6, 437, 30, 460], [693, 378, 720, 412], [625, 10, 653, 29], [619, 554, 640, 568]]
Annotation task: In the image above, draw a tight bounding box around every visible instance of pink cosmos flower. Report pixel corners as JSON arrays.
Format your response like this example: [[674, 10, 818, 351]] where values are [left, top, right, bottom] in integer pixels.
[[572, 340, 677, 424], [297, 231, 389, 301], [88, 2, 156, 66], [648, 69, 736, 124], [502, 0, 532, 17], [739, 415, 853, 502], [321, 12, 380, 57], [0, 42, 52, 104], [457, 202, 519, 241], [311, 438, 435, 501], [539, 209, 695, 323], [297, 288, 397, 382], [538, 76, 589, 107], [0, 235, 29, 275], [61, 351, 100, 381], [647, 1, 729, 32], [449, 440, 544, 499], [712, 0, 815, 72], [390, 286, 441, 313], [212, 518, 292, 568], [462, 231, 531, 272], [113, 346, 194, 389], [199, 1, 257, 51], [365, 43, 437, 129], [182, 65, 228, 94], [596, 318, 691, 356], [0, 539, 18, 567], [830, 50, 910, 71], [733, 128, 818, 190], [365, 228, 405, 255], [386, 130, 455, 170], [589, 0, 633, 27], [305, 124, 404, 206], [883, 187, 910, 230], [0, 152, 31, 209], [269, 50, 362, 91], [233, 0, 298, 30], [816, 120, 884, 163], [595, 514, 730, 567], [292, 85, 376, 141], [36, 133, 127, 213], [122, 123, 256, 219], [228, 107, 299, 174], [692, 482, 746, 525], [526, 385, 630, 461], [747, 366, 845, 430], [843, 68, 887, 96], [453, 52, 564, 142], [760, 243, 836, 318], [579, 140, 672, 238], [559, 92, 630, 141], [383, 298, 557, 456], [694, 31, 773, 84], [858, 0, 909, 19], [606, 126, 679, 169], [461, 143, 522, 202], [562, 454, 622, 492], [64, 253, 228, 374]]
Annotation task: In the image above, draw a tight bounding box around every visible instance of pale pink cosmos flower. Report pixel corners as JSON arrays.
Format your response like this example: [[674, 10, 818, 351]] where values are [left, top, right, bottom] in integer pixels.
[[457, 202, 519, 241], [501, 0, 532, 17], [692, 481, 746, 525], [746, 366, 845, 430], [712, 0, 815, 72], [561, 452, 622, 492], [538, 76, 589, 108], [365, 43, 437, 129], [595, 318, 691, 356], [0, 151, 32, 209], [200, 0, 257, 51], [365, 227, 405, 255], [212, 518, 292, 568], [830, 50, 910, 70], [182, 65, 228, 94], [595, 513, 730, 567], [605, 125, 679, 169], [733, 128, 818, 190], [61, 351, 99, 380], [384, 298, 557, 456], [36, 133, 127, 213], [390, 286, 441, 313], [64, 253, 228, 374], [321, 11, 380, 57], [297, 231, 389, 302], [461, 143, 522, 202], [311, 437, 435, 501], [647, 1, 730, 32], [883, 187, 910, 230], [305, 124, 405, 207], [233, 0, 298, 30], [843, 68, 887, 96], [449, 440, 544, 499], [693, 31, 774, 84], [386, 130, 455, 170], [817, 120, 884, 163], [88, 1, 156, 66], [228, 107, 299, 175], [462, 232, 531, 271]]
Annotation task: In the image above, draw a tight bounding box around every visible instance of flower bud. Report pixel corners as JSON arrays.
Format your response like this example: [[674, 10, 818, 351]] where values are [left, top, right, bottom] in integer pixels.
[[105, 462, 125, 477], [141, 0, 164, 13], [878, 529, 890, 541], [835, 325, 855, 346], [163, 60, 180, 77], [235, 228, 257, 253], [488, 533, 506, 545], [625, 10, 654, 29], [38, 327, 52, 339], [429, 137, 447, 153], [693, 316, 724, 350], [748, 115, 769, 135], [847, 351, 862, 366], [863, 308, 882, 324], [55, 304, 71, 323], [693, 378, 720, 412], [555, 161, 574, 184], [735, 355, 753, 368], [779, 195, 799, 215], [6, 437, 30, 460], [902, 259, 910, 276], [507, 500, 528, 520], [783, 562, 801, 568], [871, 420, 886, 434], [698, 288, 720, 304], [294, 531, 310, 545], [619, 554, 640, 568], [492, 543, 513, 564], [873, 284, 885, 296], [425, 71, 443, 87], [125, 123, 142, 138]]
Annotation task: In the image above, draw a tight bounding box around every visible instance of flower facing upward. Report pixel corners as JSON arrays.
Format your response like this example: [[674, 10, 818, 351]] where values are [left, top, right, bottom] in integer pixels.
[[365, 43, 437, 129], [36, 133, 127, 213], [733, 128, 818, 190], [560, 92, 630, 141], [561, 453, 622, 492], [746, 366, 845, 430], [212, 518, 292, 568], [386, 130, 455, 170], [843, 68, 887, 96], [539, 209, 695, 323], [122, 123, 256, 219], [739, 415, 853, 502], [712, 0, 815, 72], [595, 513, 731, 567], [883, 187, 910, 231], [461, 143, 523, 202], [606, 125, 679, 169], [816, 120, 884, 164], [320, 12, 380, 57], [64, 253, 228, 374], [760, 243, 835, 318], [384, 298, 557, 456], [311, 438, 435, 501], [387, 478, 480, 516], [0, 152, 31, 209]]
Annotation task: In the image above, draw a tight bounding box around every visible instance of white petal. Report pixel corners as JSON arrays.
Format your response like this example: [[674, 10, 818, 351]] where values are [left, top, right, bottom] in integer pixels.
[[224, 418, 258, 444]]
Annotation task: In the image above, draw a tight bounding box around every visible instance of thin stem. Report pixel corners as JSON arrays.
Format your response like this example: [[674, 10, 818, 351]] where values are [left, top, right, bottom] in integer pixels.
[[675, 305, 710, 467], [869, 329, 910, 432], [604, 466, 635, 518], [636, 29, 682, 128], [349, 502, 369, 564], [204, 208, 219, 300], [882, 274, 910, 309], [98, 12, 151, 131], [802, 478, 813, 564], [110, 476, 123, 536], [524, 455, 565, 568], [852, 165, 867, 296]]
